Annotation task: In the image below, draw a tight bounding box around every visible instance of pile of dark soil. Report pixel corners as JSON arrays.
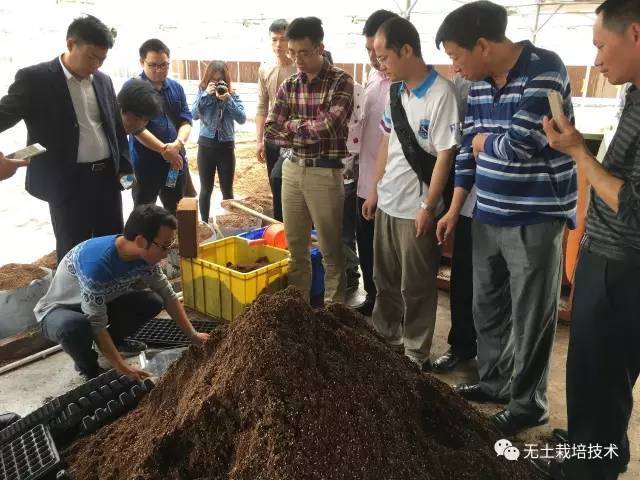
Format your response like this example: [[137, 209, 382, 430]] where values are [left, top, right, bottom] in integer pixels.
[[226, 256, 270, 273], [0, 263, 47, 290], [65, 287, 540, 480]]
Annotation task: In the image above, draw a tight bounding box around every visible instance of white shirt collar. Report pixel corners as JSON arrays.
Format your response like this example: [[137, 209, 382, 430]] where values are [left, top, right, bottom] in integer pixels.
[[59, 55, 93, 82]]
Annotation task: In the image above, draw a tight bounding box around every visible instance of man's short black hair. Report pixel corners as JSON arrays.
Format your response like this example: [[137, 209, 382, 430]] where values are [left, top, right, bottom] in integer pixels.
[[269, 19, 289, 34], [362, 9, 398, 37], [596, 0, 640, 33], [124, 204, 177, 245], [117, 79, 161, 119], [66, 15, 115, 49], [377, 16, 422, 59], [286, 17, 324, 45], [435, 0, 508, 50], [139, 38, 170, 59]]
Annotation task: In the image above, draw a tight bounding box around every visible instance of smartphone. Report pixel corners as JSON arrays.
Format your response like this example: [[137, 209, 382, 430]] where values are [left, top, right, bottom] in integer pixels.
[[547, 91, 564, 120], [7, 143, 46, 161]]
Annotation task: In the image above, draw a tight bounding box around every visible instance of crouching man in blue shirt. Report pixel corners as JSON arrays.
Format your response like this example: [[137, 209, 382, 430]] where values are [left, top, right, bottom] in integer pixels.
[[35, 204, 209, 381]]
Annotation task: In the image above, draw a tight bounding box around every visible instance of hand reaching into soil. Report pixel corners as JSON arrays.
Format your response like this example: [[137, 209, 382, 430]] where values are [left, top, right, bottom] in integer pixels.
[[116, 364, 153, 382], [191, 332, 210, 345]]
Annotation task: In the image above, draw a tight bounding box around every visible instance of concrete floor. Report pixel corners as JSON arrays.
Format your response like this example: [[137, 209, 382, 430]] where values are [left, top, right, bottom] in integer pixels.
[[0, 291, 638, 478]]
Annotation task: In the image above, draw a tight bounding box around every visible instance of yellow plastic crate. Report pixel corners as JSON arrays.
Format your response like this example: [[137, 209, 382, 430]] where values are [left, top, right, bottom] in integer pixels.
[[181, 236, 289, 321]]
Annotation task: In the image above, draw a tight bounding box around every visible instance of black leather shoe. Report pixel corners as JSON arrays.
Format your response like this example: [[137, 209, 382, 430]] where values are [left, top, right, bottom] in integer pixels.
[[0, 412, 21, 431], [432, 349, 475, 373], [422, 360, 433, 372], [453, 383, 509, 404], [491, 408, 548, 436], [551, 429, 628, 474], [528, 456, 561, 479], [116, 338, 148, 357], [353, 298, 374, 317]]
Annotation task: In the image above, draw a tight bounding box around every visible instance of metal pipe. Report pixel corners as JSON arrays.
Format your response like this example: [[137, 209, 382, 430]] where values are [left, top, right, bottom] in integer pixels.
[[532, 2, 541, 44], [0, 345, 63, 376]]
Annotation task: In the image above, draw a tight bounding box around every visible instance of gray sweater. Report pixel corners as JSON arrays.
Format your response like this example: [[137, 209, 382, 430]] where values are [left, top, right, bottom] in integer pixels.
[[586, 87, 640, 264]]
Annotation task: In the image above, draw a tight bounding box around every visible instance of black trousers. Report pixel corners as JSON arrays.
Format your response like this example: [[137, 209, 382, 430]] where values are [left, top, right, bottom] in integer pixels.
[[265, 141, 283, 222], [133, 161, 185, 215], [343, 182, 359, 283], [197, 140, 235, 222], [448, 215, 477, 357], [356, 196, 376, 300], [564, 248, 640, 480], [49, 159, 124, 262], [40, 290, 163, 377]]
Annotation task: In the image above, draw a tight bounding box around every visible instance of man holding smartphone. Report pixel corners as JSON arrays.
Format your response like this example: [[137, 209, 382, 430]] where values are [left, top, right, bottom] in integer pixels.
[[543, 1, 640, 477], [0, 15, 132, 262]]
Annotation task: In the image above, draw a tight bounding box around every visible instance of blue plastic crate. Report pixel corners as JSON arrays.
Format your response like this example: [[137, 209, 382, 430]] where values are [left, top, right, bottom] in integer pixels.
[[237, 228, 325, 299]]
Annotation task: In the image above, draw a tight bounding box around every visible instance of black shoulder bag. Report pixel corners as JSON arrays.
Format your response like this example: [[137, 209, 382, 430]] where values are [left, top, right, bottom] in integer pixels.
[[388, 82, 455, 206]]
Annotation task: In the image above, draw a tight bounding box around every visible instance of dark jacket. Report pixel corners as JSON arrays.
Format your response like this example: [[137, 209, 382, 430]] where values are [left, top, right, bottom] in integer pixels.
[[0, 57, 131, 205]]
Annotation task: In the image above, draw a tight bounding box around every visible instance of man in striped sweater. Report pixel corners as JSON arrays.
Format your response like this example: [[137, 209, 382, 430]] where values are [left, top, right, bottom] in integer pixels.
[[435, 0, 577, 436]]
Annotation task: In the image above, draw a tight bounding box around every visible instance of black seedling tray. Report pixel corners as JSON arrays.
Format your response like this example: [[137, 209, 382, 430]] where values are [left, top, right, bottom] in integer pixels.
[[79, 378, 155, 436], [0, 370, 118, 445], [0, 424, 61, 480], [127, 318, 218, 347], [0, 371, 154, 446]]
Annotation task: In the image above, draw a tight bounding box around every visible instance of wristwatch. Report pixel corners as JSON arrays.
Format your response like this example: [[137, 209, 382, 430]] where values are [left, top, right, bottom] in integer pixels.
[[420, 201, 435, 214]]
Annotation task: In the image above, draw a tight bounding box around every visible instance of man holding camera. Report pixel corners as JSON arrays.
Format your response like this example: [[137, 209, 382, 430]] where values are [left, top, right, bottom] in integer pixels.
[[128, 39, 192, 215], [265, 17, 354, 304]]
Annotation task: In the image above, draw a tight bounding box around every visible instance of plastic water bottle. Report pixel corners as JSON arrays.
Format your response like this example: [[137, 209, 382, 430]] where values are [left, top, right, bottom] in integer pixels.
[[165, 168, 179, 188], [119, 174, 134, 190]]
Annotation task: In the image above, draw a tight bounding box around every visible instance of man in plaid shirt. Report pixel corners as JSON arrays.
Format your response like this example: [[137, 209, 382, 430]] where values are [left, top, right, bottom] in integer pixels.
[[265, 16, 354, 304]]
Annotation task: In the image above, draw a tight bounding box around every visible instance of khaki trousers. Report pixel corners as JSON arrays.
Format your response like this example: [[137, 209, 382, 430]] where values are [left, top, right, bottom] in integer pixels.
[[372, 209, 441, 366], [282, 160, 345, 303]]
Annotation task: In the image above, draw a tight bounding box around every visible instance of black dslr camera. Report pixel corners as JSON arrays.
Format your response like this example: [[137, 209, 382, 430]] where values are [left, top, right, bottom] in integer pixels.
[[215, 80, 228, 95]]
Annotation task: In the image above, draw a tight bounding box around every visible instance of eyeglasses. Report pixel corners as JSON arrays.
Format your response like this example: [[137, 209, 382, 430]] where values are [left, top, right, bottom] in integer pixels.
[[145, 61, 170, 71], [376, 55, 389, 66], [287, 48, 317, 60], [152, 240, 176, 252]]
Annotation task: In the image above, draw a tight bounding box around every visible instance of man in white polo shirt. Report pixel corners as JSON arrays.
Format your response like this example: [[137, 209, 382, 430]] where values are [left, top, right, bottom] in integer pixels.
[[362, 16, 460, 370]]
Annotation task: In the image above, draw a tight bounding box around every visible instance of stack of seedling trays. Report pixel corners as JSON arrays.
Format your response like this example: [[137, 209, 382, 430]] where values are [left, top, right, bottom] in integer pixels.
[[0, 370, 155, 480], [127, 318, 219, 348], [0, 424, 61, 480]]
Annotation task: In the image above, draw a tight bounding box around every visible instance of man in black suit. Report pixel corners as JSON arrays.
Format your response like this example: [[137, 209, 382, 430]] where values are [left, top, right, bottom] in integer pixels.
[[0, 15, 131, 262]]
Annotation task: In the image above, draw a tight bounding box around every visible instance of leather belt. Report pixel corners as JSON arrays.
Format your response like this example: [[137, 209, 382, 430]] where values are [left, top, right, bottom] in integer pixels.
[[289, 157, 343, 169], [581, 234, 640, 267], [77, 159, 110, 173]]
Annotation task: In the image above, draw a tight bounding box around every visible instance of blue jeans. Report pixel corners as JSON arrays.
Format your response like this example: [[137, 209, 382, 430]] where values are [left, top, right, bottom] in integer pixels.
[[40, 290, 163, 377]]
